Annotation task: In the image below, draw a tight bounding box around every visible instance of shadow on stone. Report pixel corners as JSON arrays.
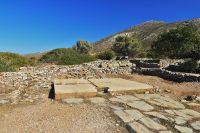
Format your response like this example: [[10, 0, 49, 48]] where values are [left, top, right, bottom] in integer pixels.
[[48, 82, 55, 100]]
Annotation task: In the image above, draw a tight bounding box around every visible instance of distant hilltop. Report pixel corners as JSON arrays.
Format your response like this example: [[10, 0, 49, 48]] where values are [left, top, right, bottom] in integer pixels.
[[92, 18, 200, 53], [25, 18, 200, 58]]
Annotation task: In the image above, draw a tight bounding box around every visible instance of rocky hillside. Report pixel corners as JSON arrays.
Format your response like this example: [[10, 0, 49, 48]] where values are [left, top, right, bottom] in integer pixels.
[[92, 18, 200, 53]]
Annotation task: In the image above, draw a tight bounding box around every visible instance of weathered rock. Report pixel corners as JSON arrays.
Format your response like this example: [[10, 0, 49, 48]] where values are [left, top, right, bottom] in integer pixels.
[[159, 131, 173, 133], [136, 94, 185, 109], [110, 105, 124, 111], [126, 121, 153, 133], [175, 125, 193, 133], [190, 120, 200, 130], [62, 98, 83, 104], [139, 117, 167, 131], [180, 109, 200, 118], [196, 96, 200, 102], [116, 95, 140, 102], [89, 97, 106, 104], [0, 99, 9, 105], [113, 110, 134, 123], [175, 117, 187, 125], [109, 97, 127, 104], [144, 112, 169, 121], [127, 101, 154, 111], [124, 109, 144, 121], [89, 78, 153, 93]]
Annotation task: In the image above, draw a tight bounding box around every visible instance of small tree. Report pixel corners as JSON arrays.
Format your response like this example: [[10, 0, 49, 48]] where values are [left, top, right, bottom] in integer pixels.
[[75, 40, 92, 54], [96, 50, 115, 60], [112, 35, 143, 58], [152, 23, 200, 73], [152, 23, 200, 60]]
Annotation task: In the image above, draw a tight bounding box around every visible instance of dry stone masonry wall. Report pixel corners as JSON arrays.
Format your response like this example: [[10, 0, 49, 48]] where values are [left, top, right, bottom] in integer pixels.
[[131, 59, 200, 82], [0, 60, 133, 90]]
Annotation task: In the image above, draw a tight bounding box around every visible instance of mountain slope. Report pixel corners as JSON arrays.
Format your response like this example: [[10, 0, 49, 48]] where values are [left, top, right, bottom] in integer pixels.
[[92, 18, 200, 53]]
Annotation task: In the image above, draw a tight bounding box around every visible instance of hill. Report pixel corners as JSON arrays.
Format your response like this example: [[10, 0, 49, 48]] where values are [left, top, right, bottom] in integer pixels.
[[25, 51, 48, 59], [92, 18, 200, 53]]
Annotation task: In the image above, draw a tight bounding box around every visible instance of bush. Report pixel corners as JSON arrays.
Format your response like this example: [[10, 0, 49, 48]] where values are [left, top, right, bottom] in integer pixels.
[[97, 50, 115, 60], [0, 59, 16, 72], [0, 52, 30, 72], [73, 40, 92, 54], [152, 23, 200, 60], [112, 35, 144, 58], [40, 48, 95, 65]]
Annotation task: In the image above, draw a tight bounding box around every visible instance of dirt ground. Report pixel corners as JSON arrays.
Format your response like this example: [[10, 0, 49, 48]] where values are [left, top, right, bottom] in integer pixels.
[[0, 73, 200, 133], [108, 73, 200, 97], [0, 95, 128, 133]]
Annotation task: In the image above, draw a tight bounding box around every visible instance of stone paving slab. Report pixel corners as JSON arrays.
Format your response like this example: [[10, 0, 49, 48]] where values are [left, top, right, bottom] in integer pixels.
[[109, 97, 127, 104], [110, 94, 200, 133], [144, 112, 169, 121], [89, 97, 106, 104], [135, 94, 185, 109], [124, 109, 144, 121], [190, 121, 200, 131], [110, 105, 124, 111], [127, 101, 154, 111], [175, 125, 193, 133], [139, 117, 167, 131], [159, 131, 173, 133], [113, 110, 135, 123], [54, 79, 97, 99], [89, 78, 153, 93], [175, 116, 187, 125], [62, 98, 84, 104], [126, 121, 153, 133], [116, 95, 140, 102], [54, 79, 90, 85]]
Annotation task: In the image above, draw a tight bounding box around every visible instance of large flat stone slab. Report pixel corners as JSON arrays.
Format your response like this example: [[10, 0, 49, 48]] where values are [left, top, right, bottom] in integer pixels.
[[127, 101, 154, 111], [89, 97, 106, 104], [54, 79, 90, 85], [175, 125, 193, 133], [62, 98, 84, 104], [124, 109, 144, 120], [139, 117, 167, 131], [136, 94, 185, 109], [114, 110, 135, 123], [190, 120, 200, 130], [144, 112, 169, 121], [54, 79, 97, 99], [126, 121, 153, 133], [89, 78, 153, 93]]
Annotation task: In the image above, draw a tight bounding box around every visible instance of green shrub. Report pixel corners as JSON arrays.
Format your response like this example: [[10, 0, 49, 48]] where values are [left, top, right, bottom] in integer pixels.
[[96, 50, 115, 60], [152, 23, 200, 60], [0, 59, 15, 72], [112, 35, 144, 58], [73, 40, 92, 54], [0, 52, 30, 72], [40, 48, 95, 65]]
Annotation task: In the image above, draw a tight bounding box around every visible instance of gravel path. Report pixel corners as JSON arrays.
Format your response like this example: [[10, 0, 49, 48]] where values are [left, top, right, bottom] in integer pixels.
[[0, 97, 128, 133]]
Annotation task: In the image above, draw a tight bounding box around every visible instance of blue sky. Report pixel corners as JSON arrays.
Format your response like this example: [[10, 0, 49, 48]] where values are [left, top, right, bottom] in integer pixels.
[[0, 0, 199, 54]]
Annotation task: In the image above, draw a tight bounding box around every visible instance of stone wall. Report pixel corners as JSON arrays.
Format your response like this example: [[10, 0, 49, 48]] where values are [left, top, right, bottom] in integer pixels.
[[130, 58, 185, 68], [0, 60, 133, 90], [133, 68, 200, 82]]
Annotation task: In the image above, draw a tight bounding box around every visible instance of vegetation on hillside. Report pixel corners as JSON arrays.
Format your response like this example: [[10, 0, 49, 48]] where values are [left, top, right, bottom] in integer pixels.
[[112, 36, 144, 58], [92, 18, 200, 53], [40, 48, 95, 65], [0, 52, 30, 72], [73, 40, 92, 54], [96, 50, 115, 60], [152, 23, 200, 73]]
